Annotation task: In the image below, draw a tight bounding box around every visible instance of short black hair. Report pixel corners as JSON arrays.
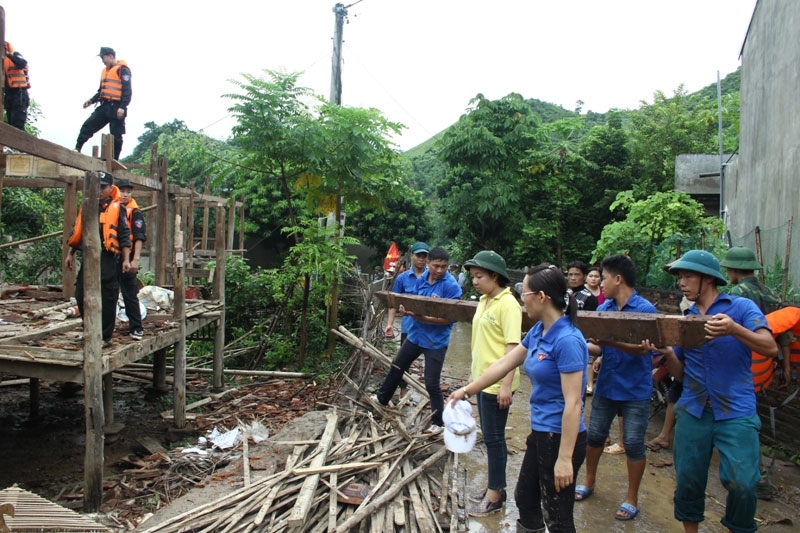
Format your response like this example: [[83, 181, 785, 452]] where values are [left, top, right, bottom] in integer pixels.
[[567, 261, 589, 275], [428, 247, 450, 262], [600, 254, 636, 287]]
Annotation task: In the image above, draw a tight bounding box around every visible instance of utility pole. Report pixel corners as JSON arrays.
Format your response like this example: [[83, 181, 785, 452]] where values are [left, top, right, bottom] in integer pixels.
[[330, 3, 346, 105], [326, 2, 348, 355]]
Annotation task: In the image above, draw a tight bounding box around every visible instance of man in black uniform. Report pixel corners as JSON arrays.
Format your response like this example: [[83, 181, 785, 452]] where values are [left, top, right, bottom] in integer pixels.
[[75, 47, 131, 160], [566, 260, 599, 311], [65, 171, 131, 347], [116, 178, 146, 340], [3, 41, 30, 130]]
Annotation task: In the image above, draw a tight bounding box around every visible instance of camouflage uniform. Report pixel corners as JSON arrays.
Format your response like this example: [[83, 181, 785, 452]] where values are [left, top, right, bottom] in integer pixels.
[[728, 277, 782, 314]]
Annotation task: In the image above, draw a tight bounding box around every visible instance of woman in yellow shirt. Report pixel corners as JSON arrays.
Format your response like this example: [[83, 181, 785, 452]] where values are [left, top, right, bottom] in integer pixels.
[[462, 250, 522, 516]]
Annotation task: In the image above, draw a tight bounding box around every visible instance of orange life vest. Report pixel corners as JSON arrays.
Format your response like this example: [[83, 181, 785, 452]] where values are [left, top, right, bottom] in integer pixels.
[[4, 42, 30, 89], [99, 60, 128, 101], [67, 187, 124, 254], [751, 307, 800, 392], [122, 197, 140, 230]]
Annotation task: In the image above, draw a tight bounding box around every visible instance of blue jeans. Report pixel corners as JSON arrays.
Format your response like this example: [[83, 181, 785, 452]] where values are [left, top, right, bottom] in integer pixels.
[[377, 340, 447, 426], [673, 406, 760, 533], [516, 430, 587, 533], [586, 395, 649, 460], [477, 391, 511, 490]]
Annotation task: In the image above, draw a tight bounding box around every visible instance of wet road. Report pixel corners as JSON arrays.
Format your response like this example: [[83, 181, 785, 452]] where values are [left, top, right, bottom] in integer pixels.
[[437, 321, 763, 533]]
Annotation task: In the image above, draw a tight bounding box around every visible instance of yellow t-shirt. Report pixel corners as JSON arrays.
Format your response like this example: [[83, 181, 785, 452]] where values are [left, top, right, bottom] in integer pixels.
[[470, 287, 523, 395]]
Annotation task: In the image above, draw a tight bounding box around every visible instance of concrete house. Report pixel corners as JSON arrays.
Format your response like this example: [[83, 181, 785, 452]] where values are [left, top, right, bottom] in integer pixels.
[[725, 0, 800, 285]]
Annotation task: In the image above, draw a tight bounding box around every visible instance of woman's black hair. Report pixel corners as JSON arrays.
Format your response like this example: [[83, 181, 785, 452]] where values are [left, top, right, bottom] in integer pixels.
[[525, 263, 579, 324], [587, 265, 601, 275]]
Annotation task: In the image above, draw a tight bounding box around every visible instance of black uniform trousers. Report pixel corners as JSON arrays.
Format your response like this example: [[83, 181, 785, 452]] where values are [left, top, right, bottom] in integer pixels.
[[4, 87, 29, 130], [75, 251, 120, 343], [76, 101, 126, 160], [118, 265, 142, 332]]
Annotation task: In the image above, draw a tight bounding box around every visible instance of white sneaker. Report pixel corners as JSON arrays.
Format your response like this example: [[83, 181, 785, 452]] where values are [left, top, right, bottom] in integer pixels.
[[370, 394, 392, 407], [425, 424, 443, 435]]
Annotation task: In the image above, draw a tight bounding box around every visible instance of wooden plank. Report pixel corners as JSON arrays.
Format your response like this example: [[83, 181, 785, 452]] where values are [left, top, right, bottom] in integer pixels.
[[375, 291, 711, 348], [287, 413, 339, 528]]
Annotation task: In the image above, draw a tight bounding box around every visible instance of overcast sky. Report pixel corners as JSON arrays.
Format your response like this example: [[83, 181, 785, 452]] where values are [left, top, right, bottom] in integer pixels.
[[3, 0, 756, 158]]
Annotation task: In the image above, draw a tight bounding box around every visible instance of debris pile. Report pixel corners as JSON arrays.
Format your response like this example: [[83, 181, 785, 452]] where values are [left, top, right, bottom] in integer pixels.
[[133, 326, 468, 532]]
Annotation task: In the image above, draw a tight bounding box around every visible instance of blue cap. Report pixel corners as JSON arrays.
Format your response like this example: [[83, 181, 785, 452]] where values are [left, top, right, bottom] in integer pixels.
[[410, 242, 430, 254]]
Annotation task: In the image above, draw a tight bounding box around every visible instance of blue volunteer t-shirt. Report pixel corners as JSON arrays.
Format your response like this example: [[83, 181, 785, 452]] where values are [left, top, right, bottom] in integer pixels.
[[594, 291, 657, 401], [406, 269, 462, 349], [522, 317, 588, 433], [391, 268, 424, 334], [674, 293, 771, 420]]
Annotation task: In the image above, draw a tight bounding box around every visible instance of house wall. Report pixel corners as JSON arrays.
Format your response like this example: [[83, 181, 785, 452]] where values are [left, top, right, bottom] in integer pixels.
[[728, 0, 800, 287]]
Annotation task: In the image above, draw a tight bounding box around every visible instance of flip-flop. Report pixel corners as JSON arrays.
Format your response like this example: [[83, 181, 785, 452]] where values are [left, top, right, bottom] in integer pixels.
[[574, 485, 594, 501], [615, 502, 640, 521], [645, 439, 668, 452], [604, 442, 626, 455]]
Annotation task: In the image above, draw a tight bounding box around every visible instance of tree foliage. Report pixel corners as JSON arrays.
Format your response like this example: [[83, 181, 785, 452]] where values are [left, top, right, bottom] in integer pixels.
[[592, 190, 725, 286]]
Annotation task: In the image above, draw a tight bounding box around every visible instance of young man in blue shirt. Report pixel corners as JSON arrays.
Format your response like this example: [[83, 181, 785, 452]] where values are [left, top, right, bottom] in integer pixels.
[[374, 246, 462, 432], [647, 250, 776, 533], [576, 254, 656, 521], [384, 241, 429, 343]]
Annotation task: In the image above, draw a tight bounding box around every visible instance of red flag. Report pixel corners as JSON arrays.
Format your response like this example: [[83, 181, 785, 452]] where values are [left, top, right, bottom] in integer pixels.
[[383, 242, 401, 271]]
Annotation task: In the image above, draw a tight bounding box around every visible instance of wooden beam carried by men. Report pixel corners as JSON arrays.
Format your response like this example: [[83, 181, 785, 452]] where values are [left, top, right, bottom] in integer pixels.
[[375, 291, 710, 349]]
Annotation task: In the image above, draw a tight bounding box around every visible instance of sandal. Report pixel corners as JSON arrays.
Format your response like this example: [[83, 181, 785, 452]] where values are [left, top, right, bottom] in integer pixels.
[[645, 439, 668, 452], [603, 442, 626, 455], [574, 485, 594, 501], [615, 502, 640, 521]]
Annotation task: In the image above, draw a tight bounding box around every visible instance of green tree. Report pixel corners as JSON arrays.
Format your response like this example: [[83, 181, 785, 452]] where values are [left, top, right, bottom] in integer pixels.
[[436, 93, 541, 262], [225, 70, 407, 358], [626, 87, 719, 194], [592, 190, 725, 286]]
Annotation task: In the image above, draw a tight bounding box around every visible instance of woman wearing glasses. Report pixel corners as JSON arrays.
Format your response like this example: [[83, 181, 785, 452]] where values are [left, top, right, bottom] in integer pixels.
[[449, 264, 588, 533], [460, 251, 522, 516]]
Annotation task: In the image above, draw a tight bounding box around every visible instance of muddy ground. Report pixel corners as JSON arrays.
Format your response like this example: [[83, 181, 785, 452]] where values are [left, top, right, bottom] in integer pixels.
[[2, 320, 800, 531]]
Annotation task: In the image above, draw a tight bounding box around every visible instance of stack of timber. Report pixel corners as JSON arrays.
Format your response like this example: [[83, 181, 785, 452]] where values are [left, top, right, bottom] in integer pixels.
[[138, 326, 467, 532]]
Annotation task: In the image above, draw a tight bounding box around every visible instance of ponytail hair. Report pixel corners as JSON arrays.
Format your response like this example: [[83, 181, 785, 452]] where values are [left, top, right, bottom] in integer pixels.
[[525, 264, 579, 325]]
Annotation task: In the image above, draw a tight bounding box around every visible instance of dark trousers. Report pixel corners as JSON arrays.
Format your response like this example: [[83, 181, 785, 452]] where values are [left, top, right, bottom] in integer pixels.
[[377, 339, 447, 426], [76, 101, 126, 160], [4, 88, 29, 130], [477, 391, 512, 490], [516, 430, 587, 533], [75, 251, 120, 343], [118, 267, 142, 332]]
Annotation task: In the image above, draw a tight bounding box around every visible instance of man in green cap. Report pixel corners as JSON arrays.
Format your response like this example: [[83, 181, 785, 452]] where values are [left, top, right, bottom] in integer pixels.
[[646, 249, 777, 533], [720, 246, 781, 314], [721, 246, 785, 500]]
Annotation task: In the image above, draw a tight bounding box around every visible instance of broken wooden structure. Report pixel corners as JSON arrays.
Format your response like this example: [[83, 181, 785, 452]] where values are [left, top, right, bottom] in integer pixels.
[[137, 325, 468, 533], [376, 291, 711, 349], [0, 117, 243, 512]]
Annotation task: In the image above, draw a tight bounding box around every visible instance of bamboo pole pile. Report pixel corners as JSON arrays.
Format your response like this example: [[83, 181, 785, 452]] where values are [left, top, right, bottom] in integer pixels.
[[138, 326, 469, 532]]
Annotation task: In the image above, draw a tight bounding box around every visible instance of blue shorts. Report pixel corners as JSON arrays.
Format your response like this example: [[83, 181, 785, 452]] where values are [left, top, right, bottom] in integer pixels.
[[587, 395, 650, 460]]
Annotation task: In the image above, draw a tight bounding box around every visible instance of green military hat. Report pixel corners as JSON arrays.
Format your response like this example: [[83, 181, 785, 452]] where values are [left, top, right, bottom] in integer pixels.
[[668, 249, 728, 285], [463, 250, 510, 283], [720, 247, 763, 271]]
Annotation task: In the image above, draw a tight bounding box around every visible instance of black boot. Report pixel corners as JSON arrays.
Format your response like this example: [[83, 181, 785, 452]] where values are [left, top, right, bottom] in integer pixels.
[[516, 520, 546, 533]]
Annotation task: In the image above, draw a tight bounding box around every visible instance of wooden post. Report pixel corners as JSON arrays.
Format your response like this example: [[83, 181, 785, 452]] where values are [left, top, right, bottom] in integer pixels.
[[238, 194, 245, 253], [755, 225, 764, 283], [201, 177, 210, 250], [187, 185, 195, 282], [172, 200, 186, 428], [62, 177, 78, 298], [81, 170, 105, 512], [227, 201, 235, 251], [783, 217, 793, 301], [153, 348, 168, 392], [212, 205, 226, 391], [156, 155, 169, 286]]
